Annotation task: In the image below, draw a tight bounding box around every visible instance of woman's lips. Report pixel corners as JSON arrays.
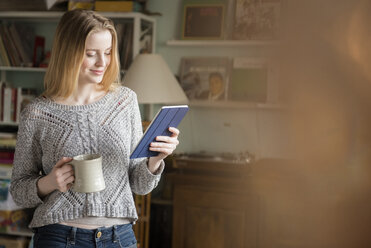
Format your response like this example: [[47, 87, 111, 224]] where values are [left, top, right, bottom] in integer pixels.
[[91, 69, 104, 75]]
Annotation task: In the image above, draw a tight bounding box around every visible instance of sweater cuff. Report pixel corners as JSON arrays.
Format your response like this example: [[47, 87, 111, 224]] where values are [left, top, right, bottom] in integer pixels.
[[145, 159, 165, 176], [152, 159, 165, 175], [33, 176, 46, 204]]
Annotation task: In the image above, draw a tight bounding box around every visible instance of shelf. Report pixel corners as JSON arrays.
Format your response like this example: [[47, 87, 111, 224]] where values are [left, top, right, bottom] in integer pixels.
[[0, 121, 18, 126], [151, 198, 173, 206], [0, 66, 46, 72], [166, 39, 279, 47], [0, 11, 153, 21], [0, 229, 33, 237], [189, 100, 287, 110]]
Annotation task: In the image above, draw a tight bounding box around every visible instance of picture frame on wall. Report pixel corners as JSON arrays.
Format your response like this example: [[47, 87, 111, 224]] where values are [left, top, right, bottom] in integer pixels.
[[179, 57, 231, 101], [233, 0, 281, 40], [182, 4, 225, 40]]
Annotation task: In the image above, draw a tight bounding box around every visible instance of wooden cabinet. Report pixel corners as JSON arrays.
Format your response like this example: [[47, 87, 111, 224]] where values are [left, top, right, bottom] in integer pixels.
[[172, 158, 259, 248]]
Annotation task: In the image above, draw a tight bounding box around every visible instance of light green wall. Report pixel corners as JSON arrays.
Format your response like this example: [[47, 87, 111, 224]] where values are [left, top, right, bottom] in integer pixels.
[[147, 0, 290, 158]]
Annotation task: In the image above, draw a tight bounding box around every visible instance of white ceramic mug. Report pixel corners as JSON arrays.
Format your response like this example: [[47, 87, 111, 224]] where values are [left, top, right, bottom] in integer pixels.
[[70, 154, 106, 193]]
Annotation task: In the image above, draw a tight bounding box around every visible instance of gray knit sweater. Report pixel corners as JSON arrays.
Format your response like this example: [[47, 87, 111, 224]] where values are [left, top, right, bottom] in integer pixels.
[[10, 86, 164, 228]]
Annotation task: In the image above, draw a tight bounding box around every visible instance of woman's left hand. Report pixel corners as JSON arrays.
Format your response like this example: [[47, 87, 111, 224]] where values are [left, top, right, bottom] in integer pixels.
[[149, 127, 180, 160]]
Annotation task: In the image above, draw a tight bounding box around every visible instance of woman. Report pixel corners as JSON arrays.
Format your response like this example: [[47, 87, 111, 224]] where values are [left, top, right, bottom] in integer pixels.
[[10, 9, 179, 248]]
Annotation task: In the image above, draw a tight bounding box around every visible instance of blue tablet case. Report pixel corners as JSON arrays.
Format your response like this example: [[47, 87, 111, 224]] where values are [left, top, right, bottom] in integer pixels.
[[130, 105, 189, 159]]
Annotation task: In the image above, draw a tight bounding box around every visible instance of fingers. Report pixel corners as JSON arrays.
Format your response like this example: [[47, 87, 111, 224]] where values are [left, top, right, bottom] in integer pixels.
[[54, 157, 73, 168], [155, 136, 179, 145], [55, 169, 75, 192], [169, 127, 180, 137], [52, 157, 75, 193], [149, 146, 174, 156], [150, 127, 180, 158], [150, 142, 177, 150]]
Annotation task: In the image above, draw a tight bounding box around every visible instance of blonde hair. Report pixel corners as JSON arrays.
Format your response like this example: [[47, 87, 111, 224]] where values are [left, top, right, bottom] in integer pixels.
[[43, 9, 120, 98]]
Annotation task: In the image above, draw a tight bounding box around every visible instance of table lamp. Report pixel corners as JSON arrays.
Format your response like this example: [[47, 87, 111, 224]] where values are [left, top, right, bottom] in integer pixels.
[[123, 54, 188, 122]]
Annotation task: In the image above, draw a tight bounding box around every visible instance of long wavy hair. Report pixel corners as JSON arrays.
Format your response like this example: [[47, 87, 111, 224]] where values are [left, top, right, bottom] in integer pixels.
[[43, 9, 120, 98]]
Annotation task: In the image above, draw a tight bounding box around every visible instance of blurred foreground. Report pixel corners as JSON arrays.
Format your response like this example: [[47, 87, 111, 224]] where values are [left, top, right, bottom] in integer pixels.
[[253, 0, 371, 247]]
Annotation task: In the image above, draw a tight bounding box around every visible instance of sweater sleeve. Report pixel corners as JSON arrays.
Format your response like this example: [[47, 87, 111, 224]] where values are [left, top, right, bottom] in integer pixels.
[[128, 92, 164, 195], [10, 108, 44, 208]]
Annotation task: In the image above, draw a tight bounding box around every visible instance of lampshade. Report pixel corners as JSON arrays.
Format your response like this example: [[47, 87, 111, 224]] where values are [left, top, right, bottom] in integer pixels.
[[123, 54, 188, 104]]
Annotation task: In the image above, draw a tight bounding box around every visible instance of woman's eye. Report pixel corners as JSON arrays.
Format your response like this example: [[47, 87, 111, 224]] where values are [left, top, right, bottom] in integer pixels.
[[105, 51, 111, 56], [86, 53, 95, 57]]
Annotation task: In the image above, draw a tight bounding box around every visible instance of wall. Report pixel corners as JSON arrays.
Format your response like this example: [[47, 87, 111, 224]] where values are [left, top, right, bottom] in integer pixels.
[[147, 0, 290, 159]]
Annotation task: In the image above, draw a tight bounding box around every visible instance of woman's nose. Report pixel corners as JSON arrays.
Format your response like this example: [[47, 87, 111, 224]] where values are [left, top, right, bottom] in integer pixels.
[[96, 53, 106, 67]]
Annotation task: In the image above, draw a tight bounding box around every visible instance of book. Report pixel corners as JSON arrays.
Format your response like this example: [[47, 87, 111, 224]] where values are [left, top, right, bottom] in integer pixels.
[[0, 35, 10, 66], [68, 0, 94, 10], [0, 138, 16, 148], [8, 23, 33, 67], [179, 57, 230, 101], [95, 1, 142, 12], [2, 86, 12, 123], [0, 24, 21, 66], [0, 164, 12, 180], [130, 105, 189, 159], [33, 36, 45, 67]]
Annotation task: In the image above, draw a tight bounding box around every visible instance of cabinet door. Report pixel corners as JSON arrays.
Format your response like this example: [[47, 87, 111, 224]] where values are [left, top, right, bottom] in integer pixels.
[[173, 186, 258, 248]]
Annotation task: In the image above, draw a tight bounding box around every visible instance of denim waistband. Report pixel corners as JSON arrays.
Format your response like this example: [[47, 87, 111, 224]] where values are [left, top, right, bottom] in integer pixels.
[[34, 223, 133, 243]]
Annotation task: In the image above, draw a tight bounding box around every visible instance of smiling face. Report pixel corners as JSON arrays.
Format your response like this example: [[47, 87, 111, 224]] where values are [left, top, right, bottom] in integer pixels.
[[78, 29, 112, 86], [209, 73, 224, 95]]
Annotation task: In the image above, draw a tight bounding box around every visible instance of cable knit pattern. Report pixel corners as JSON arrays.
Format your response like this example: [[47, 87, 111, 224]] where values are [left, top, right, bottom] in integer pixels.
[[9, 86, 164, 228]]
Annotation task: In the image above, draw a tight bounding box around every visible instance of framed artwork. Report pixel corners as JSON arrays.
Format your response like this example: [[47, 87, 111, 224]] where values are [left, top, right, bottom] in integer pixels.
[[182, 4, 225, 40], [179, 57, 230, 101], [229, 57, 269, 103], [233, 0, 281, 40]]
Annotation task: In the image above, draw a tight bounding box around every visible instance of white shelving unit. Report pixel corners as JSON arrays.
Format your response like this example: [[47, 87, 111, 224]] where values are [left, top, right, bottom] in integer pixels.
[[0, 11, 156, 82], [166, 39, 279, 47], [0, 11, 156, 126], [189, 100, 287, 110]]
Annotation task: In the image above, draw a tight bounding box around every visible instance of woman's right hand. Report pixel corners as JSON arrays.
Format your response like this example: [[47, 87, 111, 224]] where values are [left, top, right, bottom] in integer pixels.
[[37, 157, 75, 198]]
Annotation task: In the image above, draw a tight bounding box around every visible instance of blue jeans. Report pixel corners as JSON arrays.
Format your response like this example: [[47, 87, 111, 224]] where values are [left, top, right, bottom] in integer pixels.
[[33, 223, 137, 248]]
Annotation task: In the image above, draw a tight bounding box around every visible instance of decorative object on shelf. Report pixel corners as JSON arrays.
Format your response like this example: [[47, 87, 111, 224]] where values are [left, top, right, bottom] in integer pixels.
[[182, 3, 225, 40], [179, 57, 230, 101], [229, 57, 269, 103], [46, 0, 69, 10], [32, 36, 45, 68], [233, 0, 281, 40], [123, 54, 188, 120], [0, 0, 48, 11]]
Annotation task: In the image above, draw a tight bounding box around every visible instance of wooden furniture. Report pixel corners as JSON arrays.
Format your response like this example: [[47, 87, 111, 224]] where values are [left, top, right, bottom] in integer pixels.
[[134, 193, 151, 248], [172, 157, 258, 248]]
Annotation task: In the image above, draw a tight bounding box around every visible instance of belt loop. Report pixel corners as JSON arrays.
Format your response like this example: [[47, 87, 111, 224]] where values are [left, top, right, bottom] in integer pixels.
[[69, 227, 77, 245], [113, 225, 118, 243]]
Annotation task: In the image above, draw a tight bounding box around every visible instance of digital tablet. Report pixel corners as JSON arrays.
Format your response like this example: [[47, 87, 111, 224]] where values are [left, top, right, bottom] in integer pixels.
[[130, 105, 189, 159]]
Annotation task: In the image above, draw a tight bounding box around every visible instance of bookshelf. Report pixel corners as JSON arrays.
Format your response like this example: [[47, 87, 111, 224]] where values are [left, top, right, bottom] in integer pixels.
[[0, 11, 156, 125]]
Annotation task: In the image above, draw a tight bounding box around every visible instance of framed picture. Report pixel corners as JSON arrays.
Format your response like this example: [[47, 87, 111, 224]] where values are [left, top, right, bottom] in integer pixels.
[[182, 4, 225, 40], [179, 57, 230, 101], [233, 0, 281, 40], [229, 57, 270, 103]]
